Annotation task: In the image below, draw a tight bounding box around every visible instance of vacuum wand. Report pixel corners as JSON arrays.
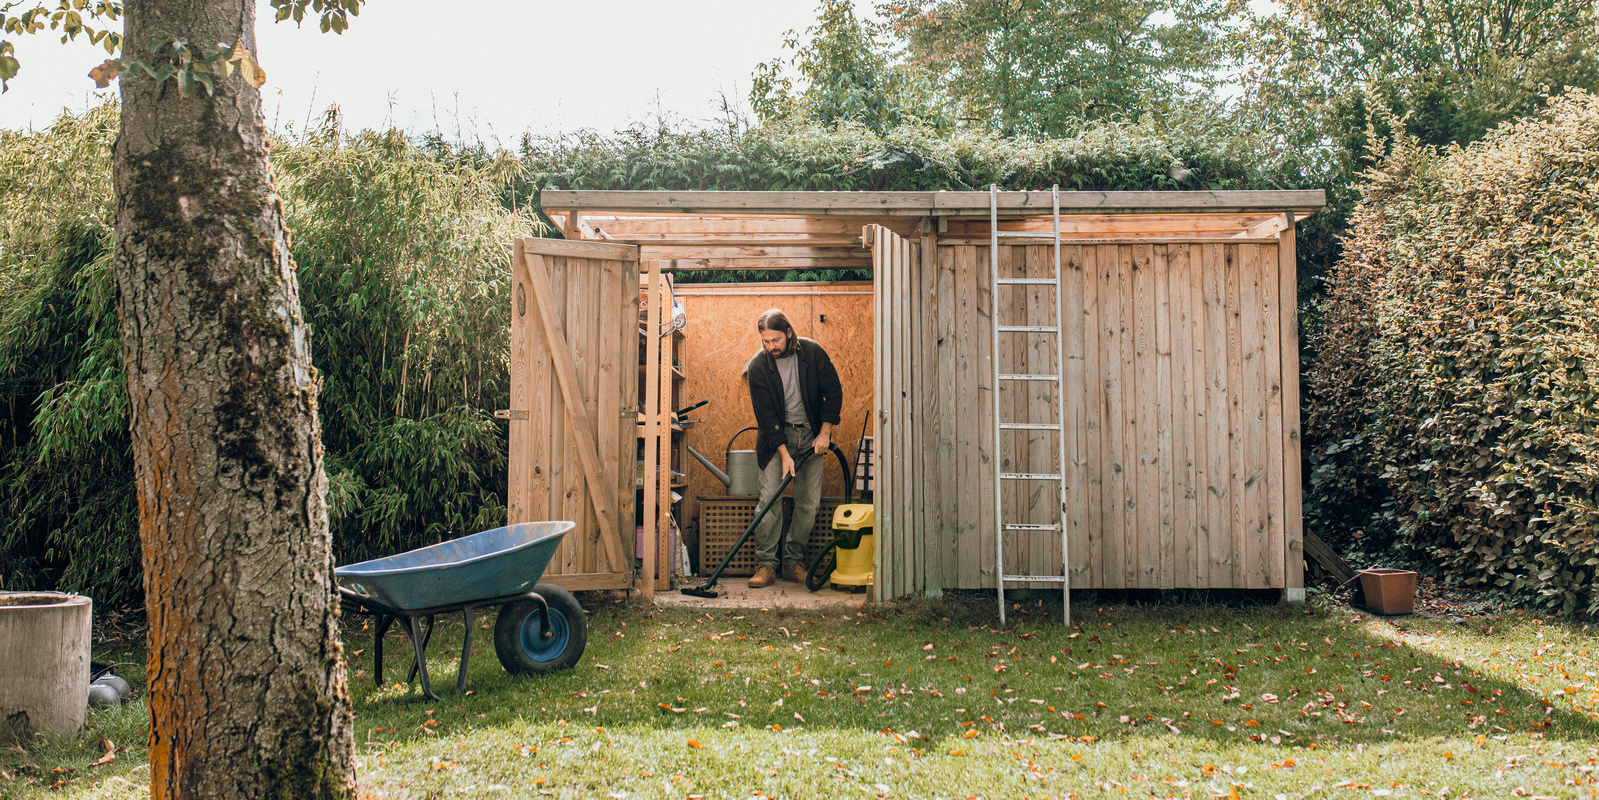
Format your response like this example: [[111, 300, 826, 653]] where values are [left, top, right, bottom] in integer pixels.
[[679, 452, 811, 599]]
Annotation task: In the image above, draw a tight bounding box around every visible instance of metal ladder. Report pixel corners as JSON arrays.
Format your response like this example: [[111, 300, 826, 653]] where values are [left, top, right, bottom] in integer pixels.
[[990, 184, 1071, 626]]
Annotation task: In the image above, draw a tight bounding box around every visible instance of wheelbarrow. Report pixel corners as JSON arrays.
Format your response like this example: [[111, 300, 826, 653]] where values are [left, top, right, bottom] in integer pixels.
[[335, 521, 588, 701]]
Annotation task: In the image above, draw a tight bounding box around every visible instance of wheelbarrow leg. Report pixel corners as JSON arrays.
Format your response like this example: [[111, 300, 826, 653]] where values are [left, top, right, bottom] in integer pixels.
[[456, 607, 474, 695], [402, 615, 440, 702], [408, 615, 435, 684], [373, 615, 395, 684]]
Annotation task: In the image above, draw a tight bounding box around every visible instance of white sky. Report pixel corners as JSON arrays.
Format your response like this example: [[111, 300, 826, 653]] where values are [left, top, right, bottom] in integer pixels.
[[0, 0, 873, 142]]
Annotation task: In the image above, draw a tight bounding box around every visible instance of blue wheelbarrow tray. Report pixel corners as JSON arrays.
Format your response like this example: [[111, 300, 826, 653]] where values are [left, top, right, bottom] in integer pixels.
[[336, 521, 573, 700]]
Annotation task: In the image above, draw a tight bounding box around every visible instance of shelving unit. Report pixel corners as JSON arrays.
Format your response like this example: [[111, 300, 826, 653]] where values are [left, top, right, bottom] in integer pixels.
[[637, 330, 688, 492]]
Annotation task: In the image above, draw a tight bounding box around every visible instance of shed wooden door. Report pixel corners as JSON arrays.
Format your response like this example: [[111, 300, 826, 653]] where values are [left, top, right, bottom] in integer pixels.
[[509, 238, 640, 591]]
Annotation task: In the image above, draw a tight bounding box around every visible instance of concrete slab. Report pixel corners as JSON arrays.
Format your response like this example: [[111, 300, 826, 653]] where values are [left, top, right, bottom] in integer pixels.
[[653, 580, 868, 611]]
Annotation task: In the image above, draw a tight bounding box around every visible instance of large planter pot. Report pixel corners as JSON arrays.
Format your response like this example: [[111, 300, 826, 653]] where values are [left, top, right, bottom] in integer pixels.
[[1357, 569, 1417, 616], [0, 592, 92, 741]]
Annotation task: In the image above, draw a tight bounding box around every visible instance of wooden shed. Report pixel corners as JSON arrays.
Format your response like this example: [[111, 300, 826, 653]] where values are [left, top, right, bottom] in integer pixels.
[[511, 190, 1324, 606]]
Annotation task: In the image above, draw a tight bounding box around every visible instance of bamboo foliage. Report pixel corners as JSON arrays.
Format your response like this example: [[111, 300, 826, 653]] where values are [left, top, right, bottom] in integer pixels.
[[0, 105, 537, 600]]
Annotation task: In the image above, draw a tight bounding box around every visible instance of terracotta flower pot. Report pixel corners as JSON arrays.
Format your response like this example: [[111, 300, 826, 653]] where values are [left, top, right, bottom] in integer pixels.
[[1357, 569, 1417, 616]]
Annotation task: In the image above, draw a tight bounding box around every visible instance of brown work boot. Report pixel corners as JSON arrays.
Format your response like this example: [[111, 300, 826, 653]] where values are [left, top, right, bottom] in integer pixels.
[[781, 563, 807, 584], [748, 564, 777, 588]]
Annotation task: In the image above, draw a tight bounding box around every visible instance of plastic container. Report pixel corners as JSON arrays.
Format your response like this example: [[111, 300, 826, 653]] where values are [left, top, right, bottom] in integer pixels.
[[1357, 569, 1417, 615]]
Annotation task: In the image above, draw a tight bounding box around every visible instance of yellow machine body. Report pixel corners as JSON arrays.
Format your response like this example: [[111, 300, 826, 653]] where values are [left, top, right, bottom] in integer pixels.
[[829, 504, 875, 587], [832, 504, 874, 531]]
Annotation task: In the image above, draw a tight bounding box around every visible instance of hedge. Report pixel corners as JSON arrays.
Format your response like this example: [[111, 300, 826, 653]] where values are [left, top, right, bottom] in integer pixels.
[[1305, 90, 1599, 612]]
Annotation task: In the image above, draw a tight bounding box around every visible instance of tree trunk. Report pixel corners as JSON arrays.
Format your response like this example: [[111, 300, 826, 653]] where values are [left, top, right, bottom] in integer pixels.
[[114, 2, 355, 798]]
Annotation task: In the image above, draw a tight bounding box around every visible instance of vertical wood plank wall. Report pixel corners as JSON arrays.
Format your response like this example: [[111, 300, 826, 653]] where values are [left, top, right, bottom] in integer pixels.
[[509, 241, 640, 590], [872, 233, 1298, 593]]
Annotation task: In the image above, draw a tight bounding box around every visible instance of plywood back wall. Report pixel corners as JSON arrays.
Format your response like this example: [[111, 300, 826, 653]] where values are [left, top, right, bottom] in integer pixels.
[[675, 282, 876, 524]]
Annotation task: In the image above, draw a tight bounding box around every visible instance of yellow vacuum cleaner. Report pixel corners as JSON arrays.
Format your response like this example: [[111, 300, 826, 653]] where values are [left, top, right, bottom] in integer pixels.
[[804, 503, 874, 591]]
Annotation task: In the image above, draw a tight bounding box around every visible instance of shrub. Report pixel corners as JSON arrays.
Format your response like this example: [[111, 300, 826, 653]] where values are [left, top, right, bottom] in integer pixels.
[[0, 107, 534, 601], [522, 114, 1293, 194], [1305, 90, 1599, 612], [516, 113, 1339, 285], [273, 118, 533, 563], [0, 106, 139, 602]]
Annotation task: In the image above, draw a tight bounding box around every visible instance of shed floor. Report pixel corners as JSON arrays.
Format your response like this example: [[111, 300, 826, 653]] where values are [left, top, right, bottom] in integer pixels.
[[652, 580, 868, 610]]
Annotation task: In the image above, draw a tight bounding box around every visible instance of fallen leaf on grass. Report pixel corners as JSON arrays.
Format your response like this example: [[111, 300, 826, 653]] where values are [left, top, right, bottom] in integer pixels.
[[948, 749, 966, 756], [686, 739, 702, 749]]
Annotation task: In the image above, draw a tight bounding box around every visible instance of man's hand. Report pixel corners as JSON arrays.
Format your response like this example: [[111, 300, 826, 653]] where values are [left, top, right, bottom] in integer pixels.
[[779, 445, 796, 479], [812, 428, 831, 456]]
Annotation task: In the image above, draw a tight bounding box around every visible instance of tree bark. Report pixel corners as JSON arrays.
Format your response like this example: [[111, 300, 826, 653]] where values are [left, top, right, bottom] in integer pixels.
[[114, 2, 355, 798]]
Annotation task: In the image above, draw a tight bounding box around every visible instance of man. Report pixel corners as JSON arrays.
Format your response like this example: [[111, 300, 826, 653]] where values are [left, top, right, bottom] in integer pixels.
[[744, 309, 843, 588]]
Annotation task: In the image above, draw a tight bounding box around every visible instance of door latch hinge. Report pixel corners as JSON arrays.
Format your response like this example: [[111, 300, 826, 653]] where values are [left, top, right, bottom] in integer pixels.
[[494, 409, 530, 420]]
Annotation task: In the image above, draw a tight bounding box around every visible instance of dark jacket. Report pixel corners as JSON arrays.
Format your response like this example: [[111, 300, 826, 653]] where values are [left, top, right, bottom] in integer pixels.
[[745, 337, 843, 469]]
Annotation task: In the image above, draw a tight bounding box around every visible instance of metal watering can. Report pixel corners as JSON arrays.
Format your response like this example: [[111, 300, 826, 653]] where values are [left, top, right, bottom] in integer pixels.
[[686, 427, 761, 496]]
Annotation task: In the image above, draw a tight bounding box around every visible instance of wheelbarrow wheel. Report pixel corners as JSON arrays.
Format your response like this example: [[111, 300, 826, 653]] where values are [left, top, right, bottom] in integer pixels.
[[494, 584, 587, 675], [805, 541, 838, 592]]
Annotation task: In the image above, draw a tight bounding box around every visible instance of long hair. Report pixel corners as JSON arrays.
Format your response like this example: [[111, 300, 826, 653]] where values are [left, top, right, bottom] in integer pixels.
[[756, 308, 797, 358]]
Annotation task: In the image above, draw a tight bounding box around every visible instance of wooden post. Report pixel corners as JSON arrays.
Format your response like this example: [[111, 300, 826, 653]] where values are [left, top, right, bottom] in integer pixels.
[[920, 221, 942, 594], [1279, 214, 1305, 598], [657, 271, 675, 591], [869, 225, 886, 601], [642, 261, 661, 601]]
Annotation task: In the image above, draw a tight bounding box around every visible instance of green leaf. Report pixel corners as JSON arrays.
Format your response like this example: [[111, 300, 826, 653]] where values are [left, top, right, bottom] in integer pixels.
[[0, 41, 17, 92]]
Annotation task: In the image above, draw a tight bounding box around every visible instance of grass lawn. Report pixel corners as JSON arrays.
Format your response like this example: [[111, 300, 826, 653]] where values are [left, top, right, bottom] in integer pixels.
[[7, 593, 1599, 799]]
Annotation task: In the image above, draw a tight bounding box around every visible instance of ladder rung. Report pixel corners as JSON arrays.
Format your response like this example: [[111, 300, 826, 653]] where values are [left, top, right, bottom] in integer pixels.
[[996, 278, 1059, 285], [1000, 472, 1062, 481], [998, 422, 1061, 430], [1000, 373, 1060, 382], [1002, 575, 1068, 583], [1004, 523, 1061, 531], [995, 232, 1059, 240], [997, 325, 1058, 333]]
